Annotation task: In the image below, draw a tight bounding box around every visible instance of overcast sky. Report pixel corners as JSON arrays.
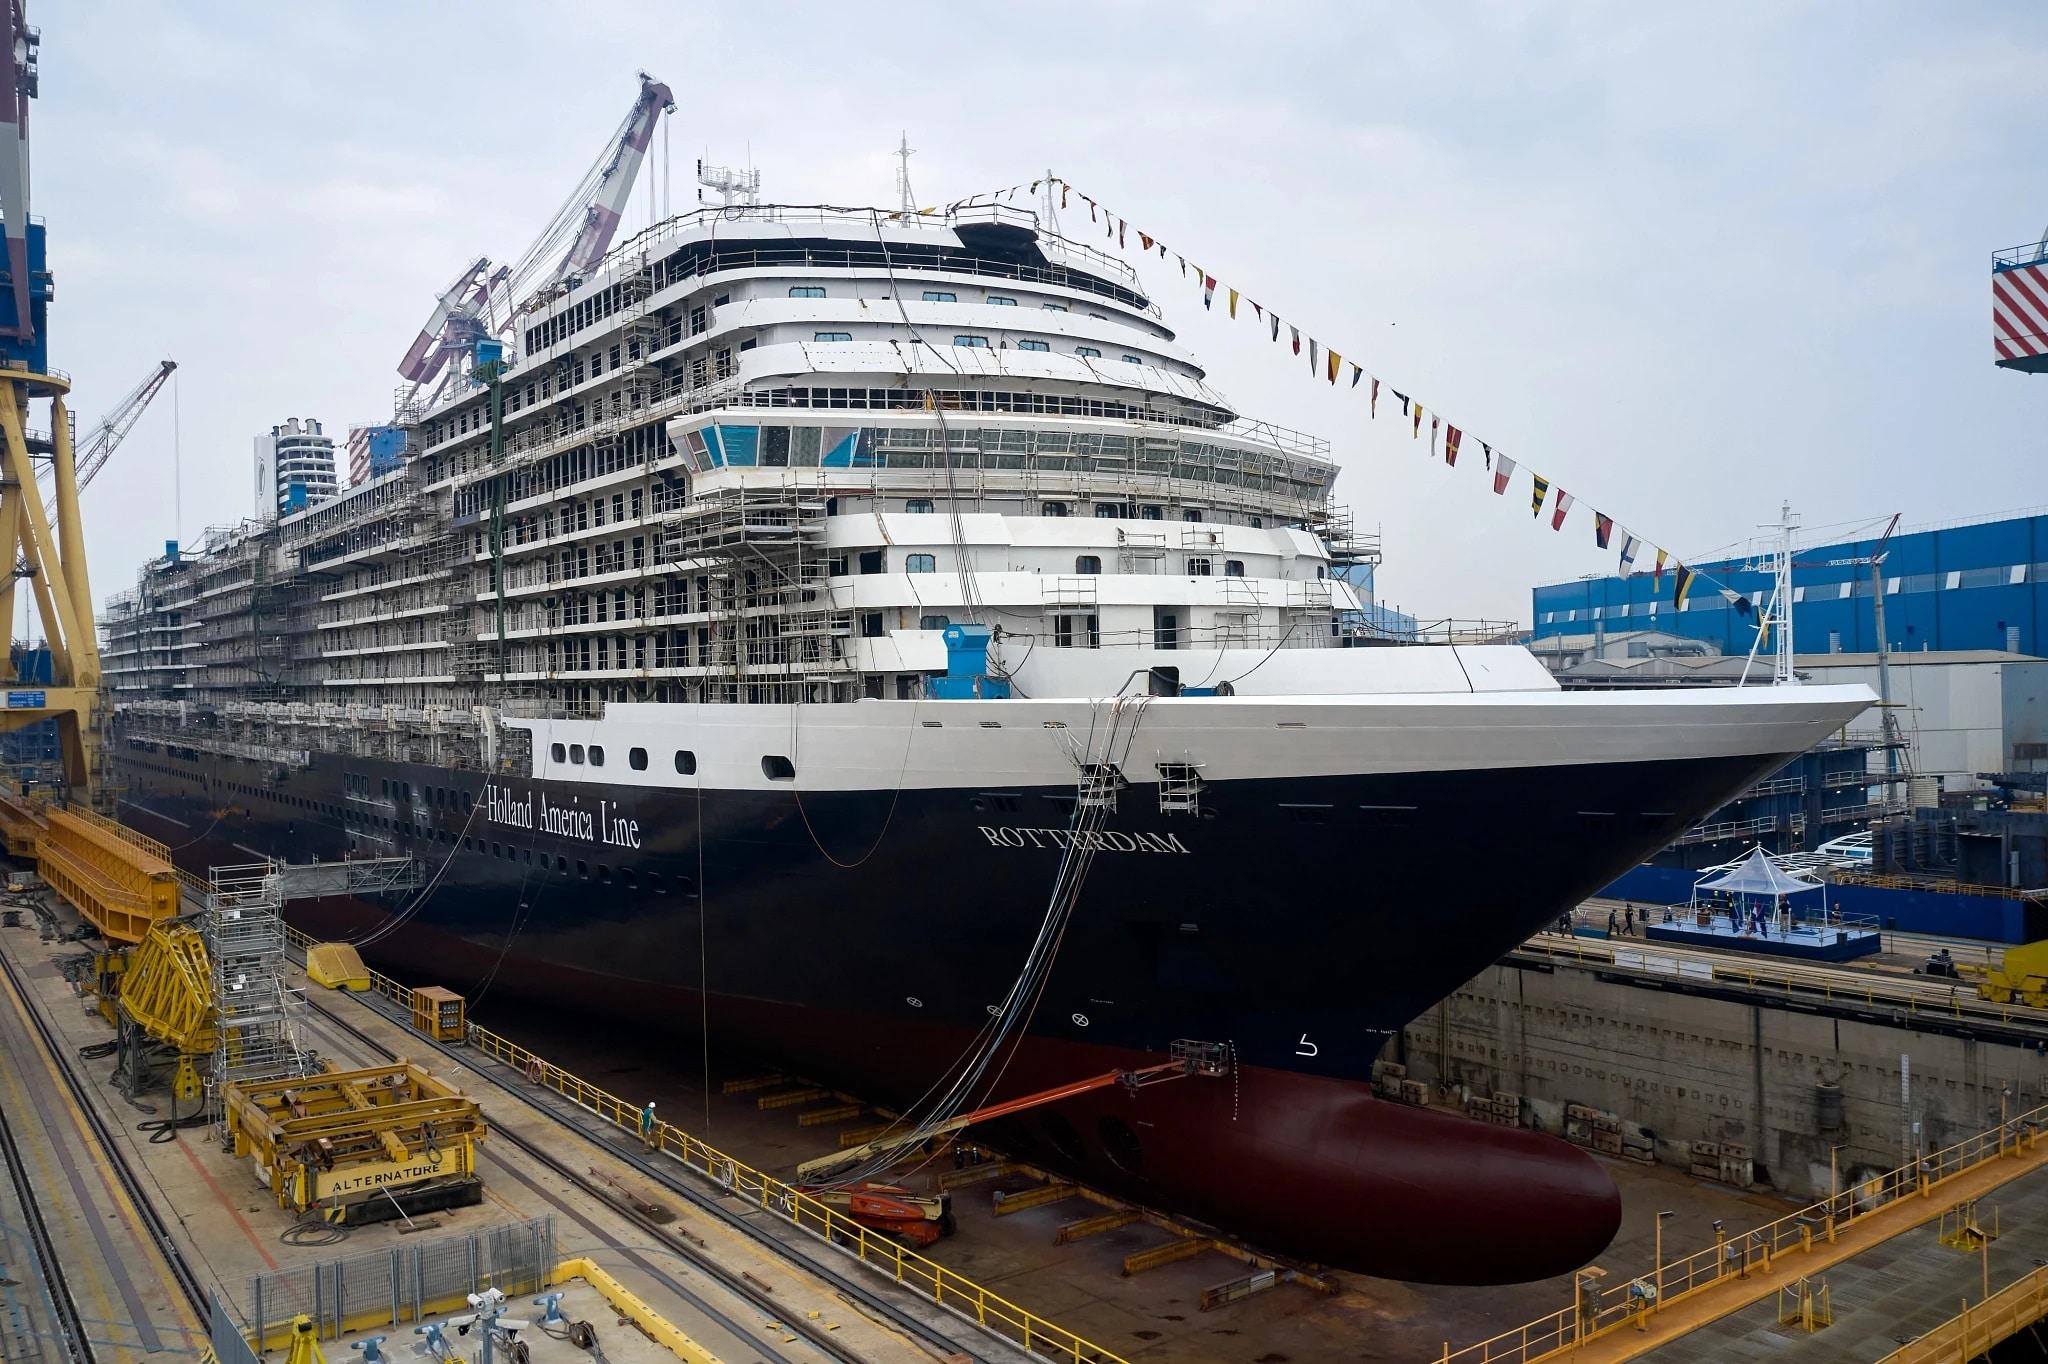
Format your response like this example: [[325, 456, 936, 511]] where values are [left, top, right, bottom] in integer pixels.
[[40, 1, 2048, 627]]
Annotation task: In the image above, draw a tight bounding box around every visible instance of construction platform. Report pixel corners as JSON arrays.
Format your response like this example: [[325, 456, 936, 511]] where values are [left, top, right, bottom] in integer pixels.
[[1642, 912, 1882, 962], [0, 897, 1041, 1364]]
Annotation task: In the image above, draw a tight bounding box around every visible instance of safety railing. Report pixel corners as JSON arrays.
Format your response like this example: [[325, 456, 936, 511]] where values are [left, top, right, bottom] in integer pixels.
[[278, 924, 1127, 1364], [1518, 931, 2048, 1031], [1876, 1263, 2048, 1361], [1436, 1097, 2048, 1363]]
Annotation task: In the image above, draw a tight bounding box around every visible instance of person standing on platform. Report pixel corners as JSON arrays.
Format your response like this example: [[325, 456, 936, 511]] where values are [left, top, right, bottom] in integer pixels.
[[1624, 903, 1636, 936], [1607, 908, 1619, 938]]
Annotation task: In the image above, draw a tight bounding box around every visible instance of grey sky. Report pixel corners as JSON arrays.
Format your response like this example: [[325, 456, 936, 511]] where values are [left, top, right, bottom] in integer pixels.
[[40, 1, 2048, 628]]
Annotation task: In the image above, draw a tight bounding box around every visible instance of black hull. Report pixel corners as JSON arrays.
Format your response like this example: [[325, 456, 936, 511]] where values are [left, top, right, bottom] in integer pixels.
[[112, 733, 1791, 1281]]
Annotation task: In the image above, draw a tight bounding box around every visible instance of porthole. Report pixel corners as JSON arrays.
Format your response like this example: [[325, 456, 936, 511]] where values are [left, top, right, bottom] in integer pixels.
[[629, 747, 648, 771], [569, 744, 585, 764], [762, 755, 795, 781], [588, 745, 605, 767], [550, 742, 565, 762], [674, 750, 696, 775]]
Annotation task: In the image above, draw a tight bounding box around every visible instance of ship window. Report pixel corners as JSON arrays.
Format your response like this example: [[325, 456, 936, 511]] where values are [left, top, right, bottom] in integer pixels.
[[1225, 559, 1245, 577], [1122, 354, 1141, 364], [598, 864, 611, 884], [1017, 339, 1050, 351], [1041, 302, 1067, 312], [922, 291, 958, 302], [1188, 557, 1212, 576], [860, 611, 885, 638], [920, 614, 951, 631], [953, 335, 990, 348], [1041, 501, 1070, 517], [621, 868, 636, 888], [812, 331, 852, 342], [1075, 346, 1103, 358], [556, 856, 568, 874], [788, 286, 826, 298], [649, 872, 666, 894], [906, 498, 934, 513], [576, 859, 588, 878], [1183, 509, 1203, 523], [858, 549, 885, 575], [1075, 555, 1102, 575], [569, 744, 585, 764], [906, 553, 936, 574], [762, 755, 796, 781], [987, 295, 1017, 306], [549, 743, 565, 763], [629, 747, 648, 771], [674, 750, 696, 775], [1141, 505, 1163, 520], [588, 745, 605, 767]]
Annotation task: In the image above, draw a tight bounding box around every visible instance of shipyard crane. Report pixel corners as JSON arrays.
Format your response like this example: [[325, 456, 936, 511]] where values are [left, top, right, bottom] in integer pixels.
[[0, 1, 103, 807], [1795, 513, 1910, 779], [34, 358, 176, 519], [1993, 223, 2048, 373], [391, 74, 675, 406]]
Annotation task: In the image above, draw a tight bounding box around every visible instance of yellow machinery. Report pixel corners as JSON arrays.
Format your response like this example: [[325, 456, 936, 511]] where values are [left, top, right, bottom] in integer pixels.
[[224, 1062, 486, 1223], [305, 942, 370, 992], [1979, 940, 2048, 1008], [36, 805, 180, 944], [412, 985, 466, 1042], [115, 920, 217, 1102], [0, 789, 47, 859]]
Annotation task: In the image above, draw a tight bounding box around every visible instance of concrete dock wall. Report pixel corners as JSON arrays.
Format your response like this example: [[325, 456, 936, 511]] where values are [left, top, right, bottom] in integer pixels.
[[1394, 959, 2048, 1200]]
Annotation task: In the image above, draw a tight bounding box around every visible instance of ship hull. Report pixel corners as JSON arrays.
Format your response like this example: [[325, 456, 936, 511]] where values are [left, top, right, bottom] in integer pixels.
[[113, 687, 1866, 1284]]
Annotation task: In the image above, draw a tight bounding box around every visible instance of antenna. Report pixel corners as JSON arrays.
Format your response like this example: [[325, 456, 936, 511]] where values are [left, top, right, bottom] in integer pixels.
[[1771, 500, 1799, 685], [696, 157, 761, 208], [1042, 167, 1060, 234], [895, 131, 917, 215]]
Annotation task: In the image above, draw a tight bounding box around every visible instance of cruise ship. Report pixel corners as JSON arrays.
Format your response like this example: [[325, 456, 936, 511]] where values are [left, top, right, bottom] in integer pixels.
[[101, 193, 1874, 1285]]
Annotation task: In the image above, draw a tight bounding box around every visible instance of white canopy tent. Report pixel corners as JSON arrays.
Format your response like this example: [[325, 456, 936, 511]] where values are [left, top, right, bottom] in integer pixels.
[[1689, 845, 1831, 936]]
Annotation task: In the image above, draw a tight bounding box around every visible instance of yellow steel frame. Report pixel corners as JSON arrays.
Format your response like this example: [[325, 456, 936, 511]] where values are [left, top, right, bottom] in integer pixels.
[[118, 921, 217, 1101], [223, 1062, 485, 1217], [35, 806, 179, 944], [0, 367, 102, 803]]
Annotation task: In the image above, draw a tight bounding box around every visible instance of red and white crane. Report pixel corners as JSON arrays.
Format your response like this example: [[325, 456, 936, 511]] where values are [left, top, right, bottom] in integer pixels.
[[393, 73, 674, 404], [1993, 224, 2048, 374]]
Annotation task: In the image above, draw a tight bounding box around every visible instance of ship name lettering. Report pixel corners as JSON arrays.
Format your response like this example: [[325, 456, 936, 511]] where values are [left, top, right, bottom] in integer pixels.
[[977, 825, 1189, 854], [599, 800, 642, 849]]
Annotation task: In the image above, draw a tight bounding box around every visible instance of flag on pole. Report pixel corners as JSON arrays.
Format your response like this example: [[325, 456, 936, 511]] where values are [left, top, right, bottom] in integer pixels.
[[1444, 425, 1462, 466], [1370, 377, 1379, 417], [1203, 276, 1217, 309], [1550, 489, 1573, 531], [1618, 534, 1641, 576], [1594, 513, 1614, 549], [1228, 288, 1238, 319], [1327, 350, 1342, 384], [1673, 564, 1695, 607], [1654, 549, 1669, 585], [1494, 454, 1516, 494], [1531, 473, 1550, 516]]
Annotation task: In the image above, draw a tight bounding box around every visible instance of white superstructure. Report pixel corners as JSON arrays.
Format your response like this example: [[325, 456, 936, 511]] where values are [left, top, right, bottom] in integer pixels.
[[254, 417, 339, 519]]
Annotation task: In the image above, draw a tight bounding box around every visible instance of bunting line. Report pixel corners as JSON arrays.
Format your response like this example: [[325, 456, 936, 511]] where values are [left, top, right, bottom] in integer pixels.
[[1035, 174, 1767, 626]]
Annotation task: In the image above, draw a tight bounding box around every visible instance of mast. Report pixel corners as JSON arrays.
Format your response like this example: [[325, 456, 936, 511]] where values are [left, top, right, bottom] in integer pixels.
[[895, 131, 917, 215]]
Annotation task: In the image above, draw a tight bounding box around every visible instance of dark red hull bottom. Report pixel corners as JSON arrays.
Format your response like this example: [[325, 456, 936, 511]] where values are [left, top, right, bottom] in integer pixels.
[[285, 895, 1619, 1285]]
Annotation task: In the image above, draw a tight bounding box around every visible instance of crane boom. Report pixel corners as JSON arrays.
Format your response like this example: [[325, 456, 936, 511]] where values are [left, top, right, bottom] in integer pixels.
[[553, 73, 675, 285], [397, 256, 491, 383], [75, 359, 175, 492]]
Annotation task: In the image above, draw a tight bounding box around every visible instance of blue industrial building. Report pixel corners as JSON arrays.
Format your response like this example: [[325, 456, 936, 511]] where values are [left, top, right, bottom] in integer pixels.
[[1531, 512, 2048, 658]]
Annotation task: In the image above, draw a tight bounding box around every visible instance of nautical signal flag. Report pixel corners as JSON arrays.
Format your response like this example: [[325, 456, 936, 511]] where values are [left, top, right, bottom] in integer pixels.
[[1481, 441, 1492, 470], [1444, 425, 1462, 466], [1673, 564, 1695, 607], [1493, 454, 1516, 494], [1531, 473, 1550, 516], [1394, 389, 1410, 416], [1551, 490, 1573, 531], [1369, 377, 1379, 417], [1593, 513, 1614, 549], [1327, 350, 1342, 385], [1203, 276, 1217, 309], [1228, 288, 1238, 319], [1350, 362, 1363, 388], [1270, 312, 1281, 342], [1654, 549, 1669, 585], [1430, 415, 1439, 455], [1309, 338, 1319, 375], [1412, 403, 1424, 439], [1618, 534, 1641, 576], [1291, 326, 1302, 356]]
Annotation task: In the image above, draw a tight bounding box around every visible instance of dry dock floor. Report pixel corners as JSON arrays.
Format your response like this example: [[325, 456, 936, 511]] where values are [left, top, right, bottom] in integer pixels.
[[0, 914, 958, 1364]]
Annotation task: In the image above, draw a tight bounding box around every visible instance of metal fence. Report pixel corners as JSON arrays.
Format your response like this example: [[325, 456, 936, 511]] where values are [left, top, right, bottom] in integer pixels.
[[244, 1217, 555, 1349], [208, 1293, 262, 1364]]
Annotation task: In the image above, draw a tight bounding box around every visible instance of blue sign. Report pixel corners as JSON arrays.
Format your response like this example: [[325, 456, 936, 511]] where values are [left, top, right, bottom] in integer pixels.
[[5, 691, 45, 709]]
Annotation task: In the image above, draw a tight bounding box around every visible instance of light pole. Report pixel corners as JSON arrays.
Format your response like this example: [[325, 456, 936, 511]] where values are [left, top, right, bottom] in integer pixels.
[[1828, 1144, 1844, 1240], [1653, 1210, 1676, 1314]]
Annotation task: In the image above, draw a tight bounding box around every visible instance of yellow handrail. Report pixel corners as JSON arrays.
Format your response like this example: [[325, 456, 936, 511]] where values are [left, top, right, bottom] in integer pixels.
[[284, 925, 1124, 1364]]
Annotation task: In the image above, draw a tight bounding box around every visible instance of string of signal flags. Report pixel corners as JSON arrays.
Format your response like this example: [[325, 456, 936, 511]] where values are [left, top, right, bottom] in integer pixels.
[[940, 175, 1769, 633]]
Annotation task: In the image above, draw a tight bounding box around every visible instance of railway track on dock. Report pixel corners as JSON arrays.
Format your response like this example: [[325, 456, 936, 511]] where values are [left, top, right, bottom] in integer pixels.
[[0, 947, 211, 1362], [301, 994, 989, 1364]]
